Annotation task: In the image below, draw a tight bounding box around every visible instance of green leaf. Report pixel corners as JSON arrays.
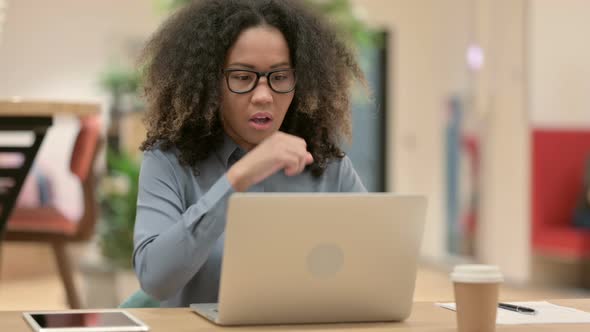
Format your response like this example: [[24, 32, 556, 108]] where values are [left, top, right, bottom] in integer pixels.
[[98, 147, 142, 269], [99, 64, 141, 95]]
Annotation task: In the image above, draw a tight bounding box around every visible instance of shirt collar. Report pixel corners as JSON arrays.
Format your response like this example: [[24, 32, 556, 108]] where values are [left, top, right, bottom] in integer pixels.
[[216, 134, 246, 169]]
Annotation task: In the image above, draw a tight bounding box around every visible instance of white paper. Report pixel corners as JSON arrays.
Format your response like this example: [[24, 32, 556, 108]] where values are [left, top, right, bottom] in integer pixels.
[[435, 301, 590, 325]]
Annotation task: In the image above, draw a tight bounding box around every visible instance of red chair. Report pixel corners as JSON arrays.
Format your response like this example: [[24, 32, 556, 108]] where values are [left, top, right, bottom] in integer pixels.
[[531, 128, 590, 259], [3, 115, 103, 308]]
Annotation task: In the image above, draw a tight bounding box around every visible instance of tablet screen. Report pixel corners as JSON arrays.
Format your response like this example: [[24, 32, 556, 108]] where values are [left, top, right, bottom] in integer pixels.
[[30, 312, 142, 328]]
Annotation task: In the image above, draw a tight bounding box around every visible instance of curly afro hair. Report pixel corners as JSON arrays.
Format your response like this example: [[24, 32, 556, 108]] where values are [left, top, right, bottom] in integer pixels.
[[140, 0, 364, 177]]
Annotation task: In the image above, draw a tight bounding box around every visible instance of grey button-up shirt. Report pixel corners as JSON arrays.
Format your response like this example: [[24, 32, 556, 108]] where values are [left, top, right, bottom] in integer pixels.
[[133, 136, 366, 307]]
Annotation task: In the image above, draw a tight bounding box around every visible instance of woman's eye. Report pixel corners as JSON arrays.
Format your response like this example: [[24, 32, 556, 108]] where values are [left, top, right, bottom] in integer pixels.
[[231, 75, 253, 81]]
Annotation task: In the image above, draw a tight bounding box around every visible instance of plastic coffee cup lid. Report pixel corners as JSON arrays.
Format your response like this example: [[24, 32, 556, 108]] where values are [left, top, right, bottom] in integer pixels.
[[451, 264, 504, 283]]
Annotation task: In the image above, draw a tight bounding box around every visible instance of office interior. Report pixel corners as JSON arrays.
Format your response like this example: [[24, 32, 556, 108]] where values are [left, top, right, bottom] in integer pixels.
[[1, 0, 590, 310]]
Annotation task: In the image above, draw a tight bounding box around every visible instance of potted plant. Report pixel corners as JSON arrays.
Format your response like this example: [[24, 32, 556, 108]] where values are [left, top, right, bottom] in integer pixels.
[[98, 148, 140, 269], [78, 63, 143, 308]]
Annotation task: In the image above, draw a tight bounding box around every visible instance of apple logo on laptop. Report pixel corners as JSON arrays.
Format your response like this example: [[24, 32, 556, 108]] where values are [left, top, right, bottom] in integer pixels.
[[306, 244, 344, 277]]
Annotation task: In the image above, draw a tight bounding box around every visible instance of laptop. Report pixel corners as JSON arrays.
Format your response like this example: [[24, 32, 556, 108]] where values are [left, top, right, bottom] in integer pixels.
[[191, 193, 427, 325]]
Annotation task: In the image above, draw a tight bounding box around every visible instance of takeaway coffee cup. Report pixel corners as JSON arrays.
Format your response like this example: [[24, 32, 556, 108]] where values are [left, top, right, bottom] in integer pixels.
[[451, 265, 504, 332]]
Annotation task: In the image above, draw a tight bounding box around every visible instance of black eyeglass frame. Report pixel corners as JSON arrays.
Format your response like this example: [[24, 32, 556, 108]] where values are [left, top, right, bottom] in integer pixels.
[[222, 68, 297, 94]]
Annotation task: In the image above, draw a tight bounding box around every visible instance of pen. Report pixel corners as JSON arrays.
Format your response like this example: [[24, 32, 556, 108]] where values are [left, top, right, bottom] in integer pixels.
[[498, 303, 537, 315]]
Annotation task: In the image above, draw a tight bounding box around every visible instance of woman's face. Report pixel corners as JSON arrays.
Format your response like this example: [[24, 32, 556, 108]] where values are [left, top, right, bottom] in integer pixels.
[[220, 26, 295, 151]]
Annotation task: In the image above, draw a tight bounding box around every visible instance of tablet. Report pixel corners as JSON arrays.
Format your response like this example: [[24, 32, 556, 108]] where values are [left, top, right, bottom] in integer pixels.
[[22, 309, 149, 332]]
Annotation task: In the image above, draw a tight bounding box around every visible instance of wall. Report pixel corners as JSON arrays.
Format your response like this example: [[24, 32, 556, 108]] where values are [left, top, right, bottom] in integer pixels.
[[0, 0, 160, 99], [529, 0, 590, 127], [355, 0, 532, 282], [351, 0, 472, 261], [474, 0, 530, 282], [475, 0, 590, 283]]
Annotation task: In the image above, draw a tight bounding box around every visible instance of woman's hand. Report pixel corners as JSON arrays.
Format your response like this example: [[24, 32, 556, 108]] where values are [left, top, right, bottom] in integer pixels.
[[227, 132, 314, 192]]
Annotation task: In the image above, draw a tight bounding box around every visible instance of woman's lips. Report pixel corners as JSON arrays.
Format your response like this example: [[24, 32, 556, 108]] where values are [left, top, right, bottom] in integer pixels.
[[248, 112, 273, 131]]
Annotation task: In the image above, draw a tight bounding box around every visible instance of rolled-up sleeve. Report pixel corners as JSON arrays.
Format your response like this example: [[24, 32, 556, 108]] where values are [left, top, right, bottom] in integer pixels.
[[132, 149, 233, 300]]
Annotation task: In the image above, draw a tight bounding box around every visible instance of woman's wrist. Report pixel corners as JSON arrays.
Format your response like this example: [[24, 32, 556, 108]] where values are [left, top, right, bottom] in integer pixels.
[[227, 164, 249, 192]]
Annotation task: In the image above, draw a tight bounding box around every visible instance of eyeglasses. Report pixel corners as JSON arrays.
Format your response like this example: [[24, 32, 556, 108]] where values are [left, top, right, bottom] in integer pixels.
[[223, 68, 296, 94]]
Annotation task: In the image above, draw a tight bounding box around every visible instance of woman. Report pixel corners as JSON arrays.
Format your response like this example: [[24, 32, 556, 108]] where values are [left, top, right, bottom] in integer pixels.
[[133, 0, 367, 307]]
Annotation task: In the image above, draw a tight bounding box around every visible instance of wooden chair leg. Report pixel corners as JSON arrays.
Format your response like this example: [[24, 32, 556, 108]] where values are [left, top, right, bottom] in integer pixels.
[[52, 242, 81, 309]]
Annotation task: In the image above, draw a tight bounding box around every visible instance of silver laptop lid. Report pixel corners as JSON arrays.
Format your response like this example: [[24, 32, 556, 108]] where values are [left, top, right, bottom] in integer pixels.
[[217, 193, 427, 325]]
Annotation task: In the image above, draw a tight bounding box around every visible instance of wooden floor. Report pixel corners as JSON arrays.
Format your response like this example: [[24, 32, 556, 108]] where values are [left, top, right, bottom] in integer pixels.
[[1, 243, 589, 310]]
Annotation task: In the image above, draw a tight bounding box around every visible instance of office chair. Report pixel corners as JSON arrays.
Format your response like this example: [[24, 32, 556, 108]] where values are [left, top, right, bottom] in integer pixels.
[[3, 115, 102, 309]]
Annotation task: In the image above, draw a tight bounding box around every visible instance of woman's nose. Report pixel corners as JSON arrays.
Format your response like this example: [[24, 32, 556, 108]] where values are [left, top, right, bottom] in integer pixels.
[[250, 77, 273, 104]]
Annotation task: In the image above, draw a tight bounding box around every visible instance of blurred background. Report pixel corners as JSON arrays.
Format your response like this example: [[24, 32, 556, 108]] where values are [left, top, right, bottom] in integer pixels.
[[1, 0, 590, 309]]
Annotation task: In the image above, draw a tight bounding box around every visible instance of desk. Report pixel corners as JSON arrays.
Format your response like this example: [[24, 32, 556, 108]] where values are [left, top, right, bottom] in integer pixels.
[[1, 299, 589, 331], [0, 100, 100, 236]]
